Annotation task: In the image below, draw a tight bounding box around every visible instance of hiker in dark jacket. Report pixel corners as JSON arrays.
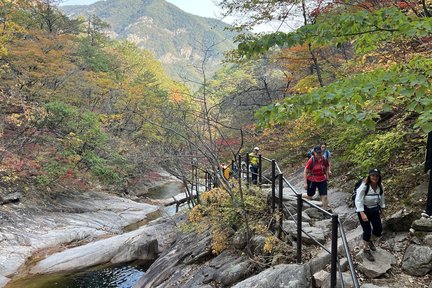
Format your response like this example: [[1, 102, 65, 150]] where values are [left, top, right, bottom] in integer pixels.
[[355, 168, 386, 262]]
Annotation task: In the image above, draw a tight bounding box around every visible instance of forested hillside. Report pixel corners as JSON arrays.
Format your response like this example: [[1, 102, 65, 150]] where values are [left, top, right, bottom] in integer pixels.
[[61, 0, 237, 85], [211, 0, 432, 214], [0, 0, 198, 201]]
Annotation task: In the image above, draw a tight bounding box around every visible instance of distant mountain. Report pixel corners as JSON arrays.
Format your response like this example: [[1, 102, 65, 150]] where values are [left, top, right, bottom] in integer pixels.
[[61, 0, 237, 84]]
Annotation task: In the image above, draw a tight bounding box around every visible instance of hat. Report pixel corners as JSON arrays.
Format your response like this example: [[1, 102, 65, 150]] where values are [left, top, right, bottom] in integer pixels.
[[369, 168, 381, 175], [313, 146, 322, 153], [254, 147, 260, 151]]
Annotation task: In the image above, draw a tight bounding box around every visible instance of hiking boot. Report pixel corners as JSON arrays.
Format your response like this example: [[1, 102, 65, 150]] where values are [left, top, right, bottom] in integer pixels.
[[363, 249, 375, 262], [369, 241, 377, 251]]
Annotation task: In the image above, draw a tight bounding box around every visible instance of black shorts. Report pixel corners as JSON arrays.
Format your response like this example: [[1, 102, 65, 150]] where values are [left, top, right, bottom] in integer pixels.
[[306, 180, 328, 196]]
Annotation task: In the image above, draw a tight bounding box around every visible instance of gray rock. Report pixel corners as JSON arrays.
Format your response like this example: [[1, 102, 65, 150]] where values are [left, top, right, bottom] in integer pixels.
[[386, 209, 418, 232], [357, 248, 396, 278], [424, 234, 432, 246], [0, 191, 160, 278], [313, 270, 329, 287], [232, 264, 311, 288], [302, 226, 326, 245], [412, 218, 432, 232], [29, 220, 175, 274], [401, 244, 432, 276], [322, 272, 354, 288], [0, 192, 21, 205], [304, 207, 324, 219], [0, 275, 10, 287]]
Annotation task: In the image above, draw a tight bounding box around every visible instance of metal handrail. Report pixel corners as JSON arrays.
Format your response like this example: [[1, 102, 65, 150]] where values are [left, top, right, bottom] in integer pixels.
[[250, 154, 358, 288], [204, 153, 360, 288]]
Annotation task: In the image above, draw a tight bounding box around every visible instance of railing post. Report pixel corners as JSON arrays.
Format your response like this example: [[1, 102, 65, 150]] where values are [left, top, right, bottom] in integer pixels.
[[296, 193, 303, 263], [246, 153, 250, 185], [331, 214, 339, 288], [190, 164, 195, 200], [195, 164, 200, 204], [258, 154, 262, 186], [238, 155, 242, 186], [205, 171, 208, 191], [271, 160, 276, 212], [277, 173, 283, 238]]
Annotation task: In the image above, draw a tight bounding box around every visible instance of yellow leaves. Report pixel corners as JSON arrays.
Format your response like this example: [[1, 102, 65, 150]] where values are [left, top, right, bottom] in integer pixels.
[[1, 174, 19, 183], [263, 235, 278, 254], [211, 228, 230, 255]]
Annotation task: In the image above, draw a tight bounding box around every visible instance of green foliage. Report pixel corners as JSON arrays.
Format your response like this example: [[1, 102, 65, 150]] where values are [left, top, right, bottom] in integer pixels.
[[348, 130, 405, 174], [236, 7, 432, 58], [257, 56, 432, 132], [75, 40, 118, 73]]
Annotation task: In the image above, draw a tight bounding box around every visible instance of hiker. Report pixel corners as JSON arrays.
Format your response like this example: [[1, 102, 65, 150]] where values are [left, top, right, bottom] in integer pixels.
[[303, 145, 330, 210], [248, 147, 260, 185], [241, 161, 247, 179], [321, 142, 332, 176], [355, 168, 385, 262], [220, 162, 230, 180]]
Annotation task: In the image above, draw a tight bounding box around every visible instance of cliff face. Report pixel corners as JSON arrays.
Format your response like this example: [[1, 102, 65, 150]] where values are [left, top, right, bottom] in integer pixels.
[[61, 0, 237, 83]]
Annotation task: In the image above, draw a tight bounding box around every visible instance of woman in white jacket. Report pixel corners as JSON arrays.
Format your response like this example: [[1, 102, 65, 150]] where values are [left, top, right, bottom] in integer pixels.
[[355, 168, 385, 262]]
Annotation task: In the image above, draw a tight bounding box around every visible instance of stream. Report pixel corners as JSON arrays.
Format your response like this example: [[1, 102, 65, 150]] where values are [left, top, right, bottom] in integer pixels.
[[5, 181, 184, 288]]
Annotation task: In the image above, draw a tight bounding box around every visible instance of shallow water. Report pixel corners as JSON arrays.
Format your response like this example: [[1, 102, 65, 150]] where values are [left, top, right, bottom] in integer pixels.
[[146, 181, 185, 199], [6, 182, 186, 288], [6, 261, 152, 288]]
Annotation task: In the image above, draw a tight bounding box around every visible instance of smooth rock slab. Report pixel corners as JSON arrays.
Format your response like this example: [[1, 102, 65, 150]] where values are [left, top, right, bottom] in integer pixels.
[[30, 219, 175, 274]]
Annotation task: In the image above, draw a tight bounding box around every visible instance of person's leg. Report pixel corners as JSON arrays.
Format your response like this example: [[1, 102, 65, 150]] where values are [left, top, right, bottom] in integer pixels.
[[303, 180, 317, 199], [357, 211, 374, 261], [368, 208, 383, 250], [317, 181, 329, 210], [251, 165, 258, 184]]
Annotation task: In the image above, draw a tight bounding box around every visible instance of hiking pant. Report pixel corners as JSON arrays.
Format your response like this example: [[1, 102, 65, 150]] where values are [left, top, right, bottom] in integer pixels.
[[306, 180, 327, 196], [250, 165, 258, 184], [357, 206, 383, 241]]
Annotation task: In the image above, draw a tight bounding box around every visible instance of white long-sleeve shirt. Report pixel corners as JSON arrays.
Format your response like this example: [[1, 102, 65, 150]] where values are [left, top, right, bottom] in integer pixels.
[[355, 182, 385, 212]]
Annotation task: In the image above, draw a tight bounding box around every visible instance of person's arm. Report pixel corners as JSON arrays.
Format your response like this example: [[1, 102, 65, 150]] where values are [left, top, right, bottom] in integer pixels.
[[304, 159, 311, 189], [325, 160, 330, 180], [355, 182, 368, 221], [327, 151, 332, 175]]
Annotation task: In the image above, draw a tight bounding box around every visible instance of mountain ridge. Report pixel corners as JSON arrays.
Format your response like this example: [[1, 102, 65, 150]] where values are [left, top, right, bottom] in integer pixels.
[[61, 0, 236, 84]]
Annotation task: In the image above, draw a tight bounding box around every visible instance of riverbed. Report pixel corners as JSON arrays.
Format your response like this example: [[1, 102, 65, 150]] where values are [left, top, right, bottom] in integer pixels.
[[2, 181, 185, 288]]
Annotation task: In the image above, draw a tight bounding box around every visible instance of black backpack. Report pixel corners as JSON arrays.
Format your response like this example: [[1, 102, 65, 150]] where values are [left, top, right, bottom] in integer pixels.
[[351, 178, 368, 205]]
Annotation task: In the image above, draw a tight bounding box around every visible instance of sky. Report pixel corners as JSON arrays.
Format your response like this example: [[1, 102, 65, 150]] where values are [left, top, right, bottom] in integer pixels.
[[60, 0, 224, 20]]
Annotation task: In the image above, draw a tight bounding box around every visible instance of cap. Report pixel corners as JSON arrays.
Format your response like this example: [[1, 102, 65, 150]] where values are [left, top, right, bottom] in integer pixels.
[[313, 146, 322, 153], [369, 168, 381, 175], [254, 147, 260, 151]]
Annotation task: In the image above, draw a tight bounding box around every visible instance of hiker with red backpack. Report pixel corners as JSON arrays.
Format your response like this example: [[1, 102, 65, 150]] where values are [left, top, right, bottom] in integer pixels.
[[354, 168, 386, 262], [303, 145, 330, 211]]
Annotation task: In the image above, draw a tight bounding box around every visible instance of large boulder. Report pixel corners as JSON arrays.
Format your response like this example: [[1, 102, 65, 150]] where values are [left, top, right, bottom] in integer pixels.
[[386, 209, 418, 232], [401, 244, 432, 276], [357, 248, 396, 278], [232, 263, 311, 288]]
